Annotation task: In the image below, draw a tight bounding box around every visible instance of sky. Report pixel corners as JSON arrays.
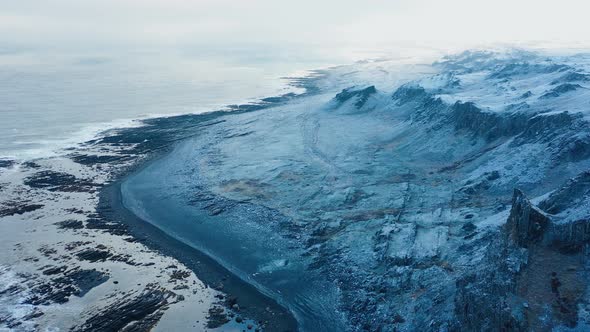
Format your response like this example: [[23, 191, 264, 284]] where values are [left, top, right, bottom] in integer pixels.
[[2, 0, 590, 55]]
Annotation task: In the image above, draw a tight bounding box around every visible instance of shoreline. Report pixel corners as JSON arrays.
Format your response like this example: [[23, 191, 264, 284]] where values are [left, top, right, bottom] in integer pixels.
[[99, 164, 299, 331], [0, 71, 324, 331], [87, 76, 328, 330]]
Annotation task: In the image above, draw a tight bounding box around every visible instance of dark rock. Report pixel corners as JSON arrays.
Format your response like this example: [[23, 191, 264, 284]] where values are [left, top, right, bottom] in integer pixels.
[[85, 216, 128, 236], [392, 313, 405, 323], [207, 306, 230, 328], [22, 308, 44, 320], [551, 72, 590, 85], [514, 111, 579, 144], [23, 170, 98, 192], [505, 189, 550, 247], [489, 62, 569, 79], [540, 83, 582, 99], [504, 101, 530, 111], [227, 296, 238, 307], [539, 171, 590, 214], [72, 285, 174, 332], [537, 172, 590, 249], [0, 159, 14, 168], [76, 248, 112, 262], [70, 153, 132, 165], [450, 101, 528, 141], [22, 161, 41, 169], [25, 268, 108, 305], [0, 201, 44, 217], [462, 222, 476, 232], [169, 269, 191, 281], [42, 265, 67, 275], [54, 219, 84, 230], [555, 134, 590, 162], [67, 268, 110, 296], [64, 241, 92, 251], [38, 246, 57, 257], [392, 84, 428, 105], [453, 233, 528, 331], [486, 171, 501, 181], [333, 86, 377, 108]]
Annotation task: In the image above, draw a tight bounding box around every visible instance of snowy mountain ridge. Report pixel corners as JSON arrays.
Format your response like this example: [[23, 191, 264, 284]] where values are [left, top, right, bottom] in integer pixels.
[[417, 50, 590, 116], [108, 49, 590, 330], [245, 49, 590, 330]]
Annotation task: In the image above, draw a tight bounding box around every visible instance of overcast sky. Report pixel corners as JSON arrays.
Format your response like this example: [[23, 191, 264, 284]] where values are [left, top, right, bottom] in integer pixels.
[[2, 0, 590, 55]]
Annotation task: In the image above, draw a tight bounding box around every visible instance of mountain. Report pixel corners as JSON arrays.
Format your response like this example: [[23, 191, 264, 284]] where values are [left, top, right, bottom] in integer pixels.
[[171, 50, 590, 330]]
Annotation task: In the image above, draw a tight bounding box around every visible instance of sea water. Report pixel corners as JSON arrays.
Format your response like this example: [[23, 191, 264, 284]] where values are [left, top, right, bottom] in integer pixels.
[[0, 47, 331, 159]]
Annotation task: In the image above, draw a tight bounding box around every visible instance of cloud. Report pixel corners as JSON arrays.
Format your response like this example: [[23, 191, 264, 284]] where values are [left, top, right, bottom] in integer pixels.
[[1, 0, 589, 52]]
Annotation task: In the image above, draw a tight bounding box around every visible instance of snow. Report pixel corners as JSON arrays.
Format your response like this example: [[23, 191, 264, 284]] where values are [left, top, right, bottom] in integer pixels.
[[412, 51, 590, 119]]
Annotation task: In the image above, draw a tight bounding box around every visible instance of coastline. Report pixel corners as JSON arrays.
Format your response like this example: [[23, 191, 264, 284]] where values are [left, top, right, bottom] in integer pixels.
[[85, 73, 329, 330], [87, 77, 326, 330], [0, 71, 324, 331]]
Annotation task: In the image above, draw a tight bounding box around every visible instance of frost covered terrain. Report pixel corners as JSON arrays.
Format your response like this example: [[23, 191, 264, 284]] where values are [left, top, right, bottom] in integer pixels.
[[3, 49, 590, 331], [124, 50, 590, 331]]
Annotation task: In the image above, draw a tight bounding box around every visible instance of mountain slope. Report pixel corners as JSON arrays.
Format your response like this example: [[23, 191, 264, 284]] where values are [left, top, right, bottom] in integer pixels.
[[123, 50, 590, 331]]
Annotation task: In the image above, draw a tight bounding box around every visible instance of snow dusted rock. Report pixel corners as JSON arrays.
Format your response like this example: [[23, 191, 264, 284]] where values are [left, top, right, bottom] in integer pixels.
[[502, 171, 590, 251], [540, 171, 590, 249], [505, 189, 550, 247], [391, 84, 429, 105], [540, 83, 584, 99], [333, 86, 377, 108], [540, 171, 590, 215], [551, 71, 590, 85], [328, 85, 383, 113], [449, 101, 528, 141]]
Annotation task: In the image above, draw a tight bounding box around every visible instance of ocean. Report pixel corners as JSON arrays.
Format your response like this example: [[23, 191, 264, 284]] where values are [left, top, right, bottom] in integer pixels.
[[0, 47, 339, 160]]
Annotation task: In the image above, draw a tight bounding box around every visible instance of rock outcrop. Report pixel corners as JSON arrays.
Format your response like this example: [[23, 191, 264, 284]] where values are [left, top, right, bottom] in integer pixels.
[[505, 189, 551, 247], [333, 85, 377, 109]]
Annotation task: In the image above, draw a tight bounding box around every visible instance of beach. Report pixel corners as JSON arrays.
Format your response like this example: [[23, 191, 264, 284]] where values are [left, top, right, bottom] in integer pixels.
[[0, 80, 318, 331]]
